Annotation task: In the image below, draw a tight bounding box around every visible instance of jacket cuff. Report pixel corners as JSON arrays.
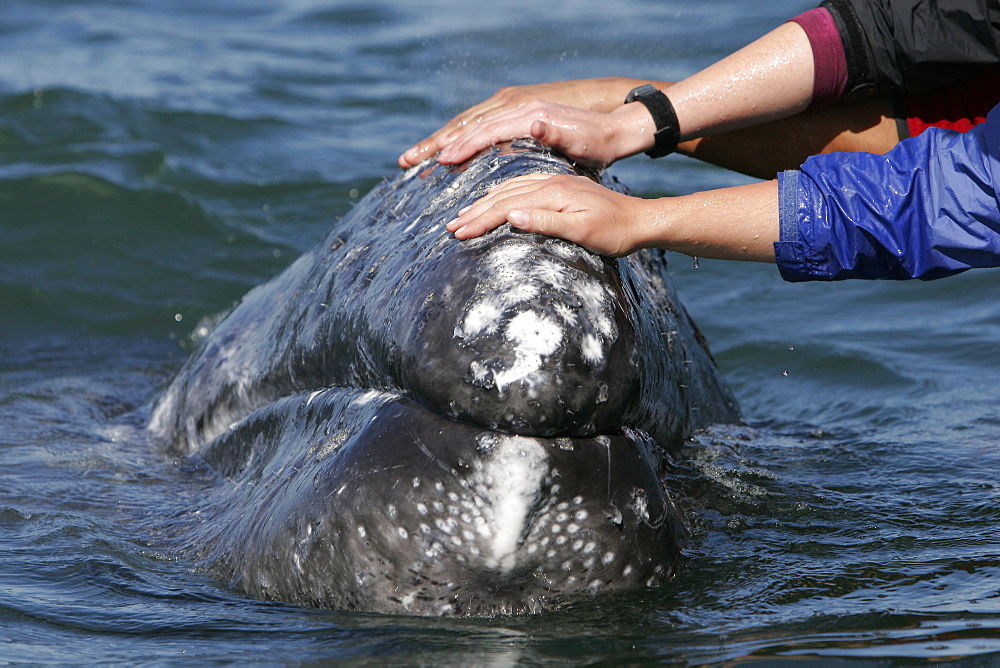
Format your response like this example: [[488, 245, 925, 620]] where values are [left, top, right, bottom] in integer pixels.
[[787, 8, 848, 106], [773, 170, 837, 282], [820, 0, 879, 100]]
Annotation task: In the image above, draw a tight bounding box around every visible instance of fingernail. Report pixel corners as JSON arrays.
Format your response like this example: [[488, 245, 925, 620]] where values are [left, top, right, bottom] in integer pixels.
[[458, 205, 471, 215], [454, 225, 467, 236]]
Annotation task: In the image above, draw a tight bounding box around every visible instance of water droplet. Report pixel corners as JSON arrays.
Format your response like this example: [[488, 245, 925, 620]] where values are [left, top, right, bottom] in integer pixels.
[[782, 370, 789, 377], [692, 256, 700, 269]]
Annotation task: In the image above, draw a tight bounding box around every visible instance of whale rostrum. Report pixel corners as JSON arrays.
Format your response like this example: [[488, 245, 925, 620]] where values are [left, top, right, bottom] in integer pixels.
[[150, 141, 740, 615]]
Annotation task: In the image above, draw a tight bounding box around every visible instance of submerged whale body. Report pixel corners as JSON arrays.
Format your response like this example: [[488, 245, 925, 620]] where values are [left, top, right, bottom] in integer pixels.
[[150, 141, 740, 615]]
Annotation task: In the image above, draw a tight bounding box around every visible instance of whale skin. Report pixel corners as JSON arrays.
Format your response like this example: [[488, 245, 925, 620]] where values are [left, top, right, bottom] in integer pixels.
[[150, 141, 740, 616]]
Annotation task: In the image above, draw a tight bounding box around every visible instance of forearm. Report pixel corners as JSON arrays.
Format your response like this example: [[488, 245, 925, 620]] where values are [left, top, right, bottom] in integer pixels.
[[666, 22, 814, 142], [638, 181, 779, 261], [609, 21, 816, 157]]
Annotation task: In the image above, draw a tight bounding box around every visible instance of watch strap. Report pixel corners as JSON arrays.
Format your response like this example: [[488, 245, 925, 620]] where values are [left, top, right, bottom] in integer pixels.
[[624, 84, 680, 158]]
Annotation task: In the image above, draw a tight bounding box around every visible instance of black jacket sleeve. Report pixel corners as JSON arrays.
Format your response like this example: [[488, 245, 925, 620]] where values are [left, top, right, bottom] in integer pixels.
[[822, 0, 1000, 96]]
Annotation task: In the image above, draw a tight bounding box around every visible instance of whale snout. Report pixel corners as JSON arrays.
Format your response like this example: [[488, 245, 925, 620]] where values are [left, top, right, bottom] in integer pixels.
[[402, 235, 641, 439]]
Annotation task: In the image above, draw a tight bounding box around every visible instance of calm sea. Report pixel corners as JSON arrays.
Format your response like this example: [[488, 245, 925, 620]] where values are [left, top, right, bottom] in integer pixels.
[[2, 0, 1000, 664]]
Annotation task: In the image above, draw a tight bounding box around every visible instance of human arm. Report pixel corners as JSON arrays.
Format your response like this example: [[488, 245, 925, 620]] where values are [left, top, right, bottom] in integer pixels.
[[425, 21, 816, 169], [398, 78, 660, 168], [404, 0, 1000, 172], [446, 173, 778, 261], [449, 103, 1000, 280]]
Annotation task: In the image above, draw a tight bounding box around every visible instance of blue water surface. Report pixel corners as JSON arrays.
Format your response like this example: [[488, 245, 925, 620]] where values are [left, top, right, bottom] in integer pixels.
[[2, 0, 1000, 664]]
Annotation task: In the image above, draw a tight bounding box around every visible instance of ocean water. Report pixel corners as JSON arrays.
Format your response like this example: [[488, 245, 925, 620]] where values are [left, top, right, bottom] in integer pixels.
[[2, 0, 1000, 664]]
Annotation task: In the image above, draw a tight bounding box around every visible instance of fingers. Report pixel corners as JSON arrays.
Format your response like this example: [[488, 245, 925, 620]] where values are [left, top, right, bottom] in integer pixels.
[[437, 104, 548, 165], [446, 173, 560, 239], [506, 208, 563, 237], [400, 96, 597, 168], [398, 94, 523, 168], [398, 79, 650, 169]]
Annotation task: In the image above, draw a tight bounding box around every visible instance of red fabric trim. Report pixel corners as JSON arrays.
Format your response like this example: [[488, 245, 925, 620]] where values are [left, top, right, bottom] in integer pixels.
[[905, 66, 1000, 137]]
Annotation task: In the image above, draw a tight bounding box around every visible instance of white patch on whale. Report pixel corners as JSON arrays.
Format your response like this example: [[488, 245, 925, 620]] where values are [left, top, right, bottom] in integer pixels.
[[493, 311, 563, 392], [472, 435, 548, 573], [455, 238, 619, 391]]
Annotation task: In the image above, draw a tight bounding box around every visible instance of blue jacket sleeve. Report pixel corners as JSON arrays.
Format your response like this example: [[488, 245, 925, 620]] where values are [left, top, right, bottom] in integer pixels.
[[774, 103, 1000, 281]]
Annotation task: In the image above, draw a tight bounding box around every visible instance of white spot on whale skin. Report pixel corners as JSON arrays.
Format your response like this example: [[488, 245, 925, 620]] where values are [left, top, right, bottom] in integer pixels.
[[499, 282, 540, 307], [532, 257, 570, 289], [474, 435, 549, 573], [581, 333, 605, 365], [492, 310, 563, 392], [631, 488, 650, 523], [454, 235, 622, 397], [483, 240, 534, 269], [458, 296, 504, 338]]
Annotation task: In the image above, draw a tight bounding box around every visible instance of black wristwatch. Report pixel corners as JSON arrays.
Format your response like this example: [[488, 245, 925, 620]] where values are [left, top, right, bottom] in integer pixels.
[[624, 84, 680, 158]]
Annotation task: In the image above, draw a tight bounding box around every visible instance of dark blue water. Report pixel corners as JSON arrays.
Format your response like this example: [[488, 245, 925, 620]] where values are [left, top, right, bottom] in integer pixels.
[[2, 0, 1000, 663]]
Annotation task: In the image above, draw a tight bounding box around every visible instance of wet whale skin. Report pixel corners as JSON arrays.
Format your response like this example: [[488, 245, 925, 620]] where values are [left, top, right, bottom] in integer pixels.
[[150, 141, 740, 615]]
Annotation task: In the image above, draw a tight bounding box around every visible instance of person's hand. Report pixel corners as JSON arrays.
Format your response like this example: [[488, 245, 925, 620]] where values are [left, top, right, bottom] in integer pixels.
[[436, 101, 654, 169], [445, 173, 655, 257], [398, 78, 650, 168]]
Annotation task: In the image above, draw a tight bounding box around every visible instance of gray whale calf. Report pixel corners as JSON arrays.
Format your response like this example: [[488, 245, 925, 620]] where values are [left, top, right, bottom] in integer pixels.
[[150, 141, 739, 615]]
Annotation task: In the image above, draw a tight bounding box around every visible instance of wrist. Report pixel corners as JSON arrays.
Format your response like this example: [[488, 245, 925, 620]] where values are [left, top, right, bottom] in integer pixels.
[[620, 195, 672, 254], [609, 102, 661, 159], [623, 84, 681, 158], [590, 77, 654, 111]]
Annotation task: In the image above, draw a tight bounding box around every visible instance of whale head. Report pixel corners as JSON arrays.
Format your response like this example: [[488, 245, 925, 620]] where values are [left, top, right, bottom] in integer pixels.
[[154, 142, 738, 615]]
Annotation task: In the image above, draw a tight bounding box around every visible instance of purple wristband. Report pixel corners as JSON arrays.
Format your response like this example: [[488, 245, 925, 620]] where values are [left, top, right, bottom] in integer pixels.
[[789, 7, 848, 107]]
